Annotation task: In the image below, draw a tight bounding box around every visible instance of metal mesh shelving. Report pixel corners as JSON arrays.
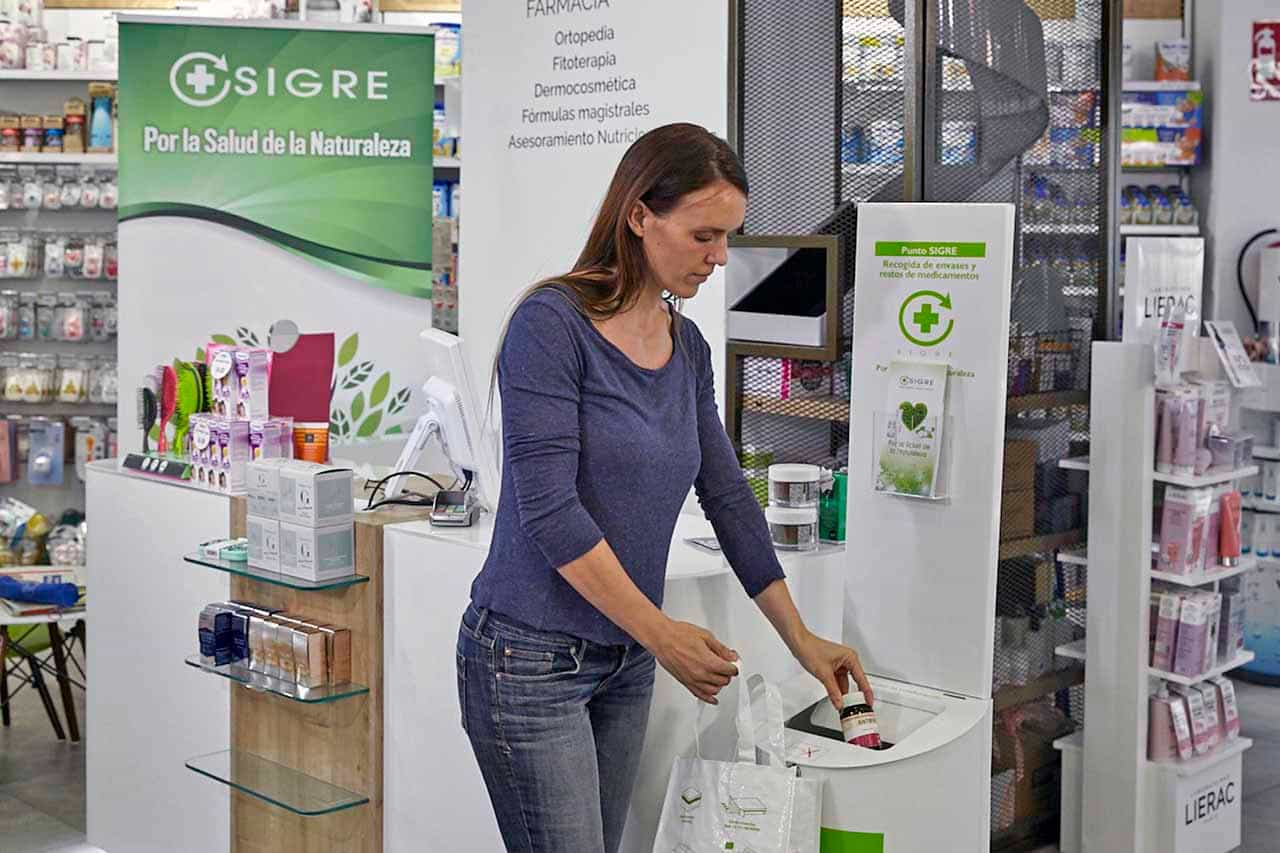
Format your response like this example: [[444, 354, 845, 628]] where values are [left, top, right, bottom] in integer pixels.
[[734, 2, 1112, 849]]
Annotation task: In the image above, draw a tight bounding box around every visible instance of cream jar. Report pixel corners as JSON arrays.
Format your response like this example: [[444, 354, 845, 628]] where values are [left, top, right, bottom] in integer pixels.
[[768, 463, 822, 508], [765, 505, 818, 552]]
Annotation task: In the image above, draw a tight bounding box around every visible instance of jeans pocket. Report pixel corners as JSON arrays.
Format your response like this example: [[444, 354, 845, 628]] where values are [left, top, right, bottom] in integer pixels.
[[456, 651, 468, 733], [496, 635, 581, 681]]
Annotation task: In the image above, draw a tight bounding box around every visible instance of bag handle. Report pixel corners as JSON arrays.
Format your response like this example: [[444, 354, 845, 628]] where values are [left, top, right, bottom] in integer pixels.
[[736, 664, 788, 767]]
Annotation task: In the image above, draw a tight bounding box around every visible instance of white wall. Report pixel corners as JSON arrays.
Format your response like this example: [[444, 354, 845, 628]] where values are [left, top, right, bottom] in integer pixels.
[[1193, 0, 1280, 333], [459, 1, 731, 409]]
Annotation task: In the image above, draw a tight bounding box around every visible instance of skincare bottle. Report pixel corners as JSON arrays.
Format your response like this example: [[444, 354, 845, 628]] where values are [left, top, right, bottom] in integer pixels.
[[1219, 491, 1243, 567], [1240, 510, 1253, 556], [1255, 514, 1272, 560]]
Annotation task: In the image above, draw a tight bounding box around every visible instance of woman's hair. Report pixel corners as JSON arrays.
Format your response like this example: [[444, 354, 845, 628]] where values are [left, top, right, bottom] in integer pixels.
[[531, 121, 748, 321], [485, 123, 747, 416]]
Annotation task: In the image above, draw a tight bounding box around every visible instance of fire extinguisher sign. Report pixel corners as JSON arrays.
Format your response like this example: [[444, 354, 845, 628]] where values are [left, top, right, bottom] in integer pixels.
[[1253, 20, 1280, 101]]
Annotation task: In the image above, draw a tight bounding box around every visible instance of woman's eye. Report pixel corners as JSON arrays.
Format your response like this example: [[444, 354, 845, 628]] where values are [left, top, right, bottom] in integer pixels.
[[694, 233, 713, 243]]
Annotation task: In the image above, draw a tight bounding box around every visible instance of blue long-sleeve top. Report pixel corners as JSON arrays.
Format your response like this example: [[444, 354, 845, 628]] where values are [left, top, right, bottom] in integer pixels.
[[470, 287, 786, 646]]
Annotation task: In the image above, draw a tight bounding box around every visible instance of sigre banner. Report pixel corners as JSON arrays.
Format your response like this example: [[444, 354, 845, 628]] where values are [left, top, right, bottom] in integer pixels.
[[119, 18, 434, 298], [116, 18, 439, 458]]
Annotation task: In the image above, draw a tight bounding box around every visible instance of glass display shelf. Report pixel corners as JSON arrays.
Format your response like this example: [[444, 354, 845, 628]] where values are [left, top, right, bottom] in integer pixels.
[[183, 656, 368, 704], [184, 553, 368, 591], [185, 749, 369, 816]]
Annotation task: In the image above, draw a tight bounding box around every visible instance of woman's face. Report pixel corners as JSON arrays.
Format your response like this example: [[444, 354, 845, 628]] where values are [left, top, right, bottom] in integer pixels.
[[630, 179, 747, 300]]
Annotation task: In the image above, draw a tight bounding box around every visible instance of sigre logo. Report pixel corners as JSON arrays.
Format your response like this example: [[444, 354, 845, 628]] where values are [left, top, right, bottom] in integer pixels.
[[898, 376, 935, 388], [168, 51, 390, 108]]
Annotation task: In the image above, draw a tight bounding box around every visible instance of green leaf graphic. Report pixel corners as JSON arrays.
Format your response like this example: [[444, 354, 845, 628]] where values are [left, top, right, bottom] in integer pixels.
[[357, 410, 383, 438], [387, 387, 411, 415], [342, 361, 374, 390], [370, 372, 391, 408], [211, 334, 236, 346], [331, 409, 351, 440], [899, 401, 928, 431], [338, 334, 359, 368], [351, 391, 365, 423], [236, 327, 259, 347], [384, 425, 404, 436]]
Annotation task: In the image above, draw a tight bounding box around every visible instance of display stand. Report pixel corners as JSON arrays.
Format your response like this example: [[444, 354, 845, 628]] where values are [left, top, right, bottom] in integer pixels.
[[1066, 341, 1253, 853], [181, 496, 427, 853]]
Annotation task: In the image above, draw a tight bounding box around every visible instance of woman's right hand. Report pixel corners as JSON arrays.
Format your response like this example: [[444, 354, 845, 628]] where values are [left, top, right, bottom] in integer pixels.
[[651, 619, 740, 705]]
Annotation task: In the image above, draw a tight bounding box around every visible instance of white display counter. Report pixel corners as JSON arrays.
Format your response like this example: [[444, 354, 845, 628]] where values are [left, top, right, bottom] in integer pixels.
[[84, 461, 232, 853], [380, 511, 846, 853]]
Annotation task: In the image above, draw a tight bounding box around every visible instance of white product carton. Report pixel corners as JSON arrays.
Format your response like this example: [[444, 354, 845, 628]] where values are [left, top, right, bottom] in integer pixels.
[[276, 461, 354, 528], [279, 521, 355, 582], [246, 515, 281, 573], [247, 458, 290, 518]]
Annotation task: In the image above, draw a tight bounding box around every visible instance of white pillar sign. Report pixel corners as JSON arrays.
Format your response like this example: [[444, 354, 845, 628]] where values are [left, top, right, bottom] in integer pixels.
[[845, 202, 1015, 700], [462, 0, 730, 396]]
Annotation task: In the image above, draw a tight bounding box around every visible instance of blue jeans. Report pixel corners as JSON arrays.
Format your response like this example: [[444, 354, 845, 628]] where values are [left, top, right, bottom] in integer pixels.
[[457, 603, 657, 853]]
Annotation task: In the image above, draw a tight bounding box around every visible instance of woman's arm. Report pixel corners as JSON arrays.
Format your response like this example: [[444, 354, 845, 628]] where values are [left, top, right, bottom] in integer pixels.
[[754, 579, 874, 710], [559, 539, 741, 705]]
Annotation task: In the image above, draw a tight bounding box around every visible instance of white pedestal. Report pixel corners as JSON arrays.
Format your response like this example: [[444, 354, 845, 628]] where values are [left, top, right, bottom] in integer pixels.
[[85, 462, 232, 853], [380, 513, 845, 853]]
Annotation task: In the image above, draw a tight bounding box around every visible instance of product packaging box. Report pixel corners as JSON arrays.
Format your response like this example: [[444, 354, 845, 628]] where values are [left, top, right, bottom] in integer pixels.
[[279, 521, 355, 582], [198, 606, 234, 667], [207, 345, 270, 420], [1218, 591, 1246, 662], [291, 626, 328, 689], [246, 514, 281, 573], [276, 461, 354, 528], [63, 97, 85, 153], [247, 458, 290, 519], [1172, 594, 1209, 677], [1211, 677, 1241, 740], [190, 416, 250, 494], [1152, 590, 1181, 671], [249, 417, 294, 462], [1000, 490, 1036, 541], [1194, 682, 1223, 751], [0, 116, 19, 153], [247, 614, 270, 674], [1002, 440, 1037, 493], [315, 624, 352, 685], [1202, 592, 1222, 672], [265, 618, 296, 683], [1174, 684, 1212, 755]]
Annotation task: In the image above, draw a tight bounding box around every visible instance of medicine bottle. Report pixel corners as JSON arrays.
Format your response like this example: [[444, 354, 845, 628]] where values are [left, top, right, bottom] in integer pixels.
[[839, 692, 881, 750]]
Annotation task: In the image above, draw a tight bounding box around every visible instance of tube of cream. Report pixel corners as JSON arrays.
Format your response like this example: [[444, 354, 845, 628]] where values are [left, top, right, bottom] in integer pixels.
[[1157, 394, 1175, 474], [1219, 491, 1242, 568], [1185, 489, 1213, 575], [1172, 394, 1198, 476], [1148, 687, 1179, 761], [1203, 486, 1225, 571]]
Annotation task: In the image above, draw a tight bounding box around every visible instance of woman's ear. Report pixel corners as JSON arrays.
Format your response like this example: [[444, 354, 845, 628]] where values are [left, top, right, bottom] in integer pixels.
[[626, 200, 649, 239]]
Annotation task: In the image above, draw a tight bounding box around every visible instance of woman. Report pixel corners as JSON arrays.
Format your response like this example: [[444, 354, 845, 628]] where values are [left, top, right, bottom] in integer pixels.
[[457, 122, 872, 853]]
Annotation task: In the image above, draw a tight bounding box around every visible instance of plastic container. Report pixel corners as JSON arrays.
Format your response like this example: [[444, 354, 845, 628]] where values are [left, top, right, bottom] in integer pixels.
[[765, 505, 818, 552], [768, 463, 822, 508]]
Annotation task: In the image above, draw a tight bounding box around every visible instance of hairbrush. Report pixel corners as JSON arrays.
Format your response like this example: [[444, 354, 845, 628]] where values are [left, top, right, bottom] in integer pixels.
[[157, 365, 177, 455], [137, 374, 158, 454]]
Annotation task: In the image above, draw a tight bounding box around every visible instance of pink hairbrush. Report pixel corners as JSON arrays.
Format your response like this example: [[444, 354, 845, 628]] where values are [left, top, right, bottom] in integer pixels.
[[157, 365, 177, 454]]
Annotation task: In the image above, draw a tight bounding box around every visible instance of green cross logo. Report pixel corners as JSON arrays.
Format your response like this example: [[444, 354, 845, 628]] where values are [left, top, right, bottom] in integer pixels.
[[898, 290, 955, 347], [912, 303, 941, 333]]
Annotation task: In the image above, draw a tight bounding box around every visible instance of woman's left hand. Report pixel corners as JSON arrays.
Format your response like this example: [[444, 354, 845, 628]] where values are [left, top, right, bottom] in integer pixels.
[[793, 631, 874, 711]]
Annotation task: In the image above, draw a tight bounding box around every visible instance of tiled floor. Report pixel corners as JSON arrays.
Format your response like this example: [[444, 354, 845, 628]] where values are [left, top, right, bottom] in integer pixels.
[[0, 671, 1276, 851]]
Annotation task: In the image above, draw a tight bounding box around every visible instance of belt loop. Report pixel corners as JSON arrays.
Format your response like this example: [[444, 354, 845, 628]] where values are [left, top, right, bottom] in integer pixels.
[[474, 606, 490, 637]]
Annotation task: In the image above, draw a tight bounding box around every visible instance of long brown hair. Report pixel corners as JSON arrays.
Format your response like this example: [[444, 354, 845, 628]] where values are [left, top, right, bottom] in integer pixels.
[[486, 123, 747, 415], [539, 122, 748, 320]]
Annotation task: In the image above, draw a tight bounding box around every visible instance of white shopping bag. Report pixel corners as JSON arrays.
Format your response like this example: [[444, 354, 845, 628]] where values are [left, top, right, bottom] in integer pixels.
[[652, 670, 823, 853]]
